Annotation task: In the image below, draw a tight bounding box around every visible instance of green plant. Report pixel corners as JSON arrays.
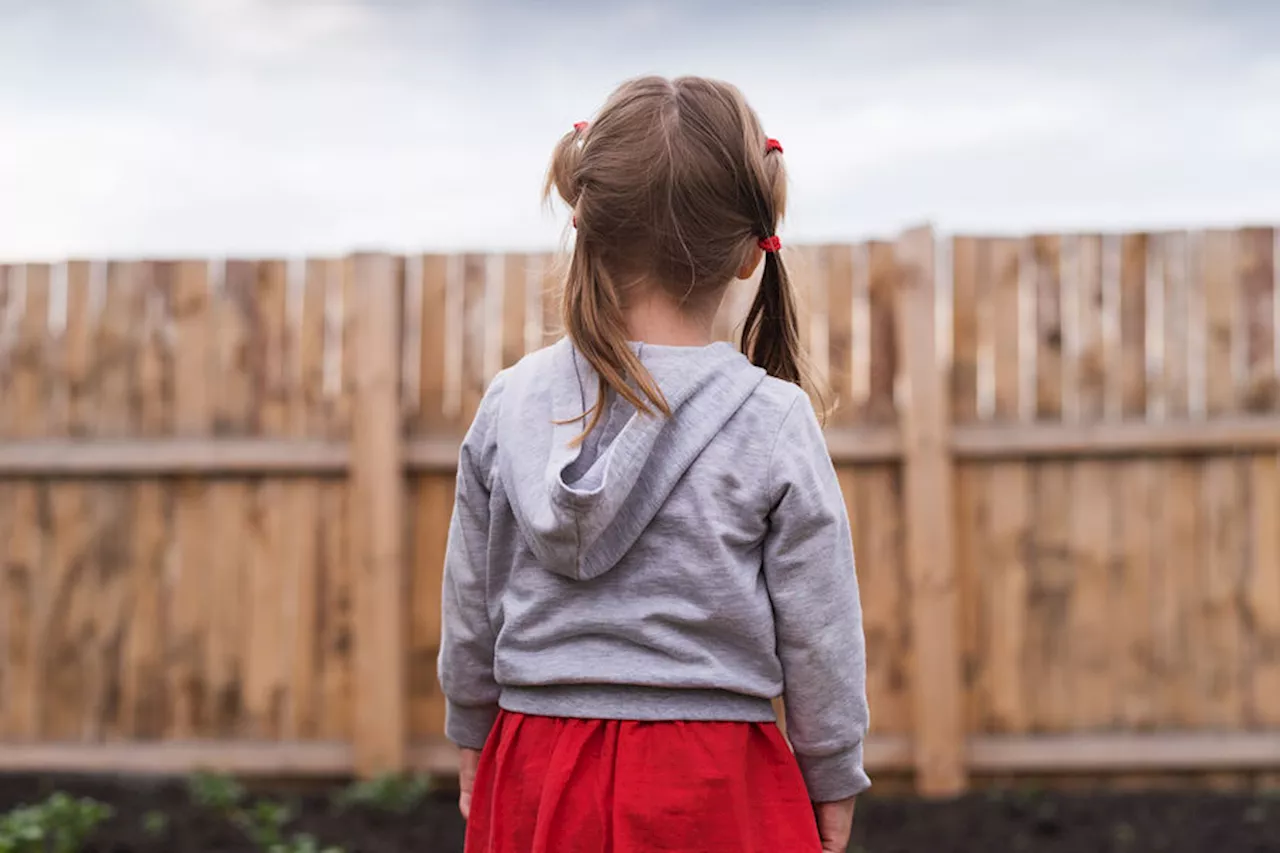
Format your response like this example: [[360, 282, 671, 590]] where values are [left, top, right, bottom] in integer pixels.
[[142, 810, 169, 837], [188, 771, 246, 813], [268, 833, 346, 853], [0, 792, 113, 853], [1111, 821, 1137, 849], [0, 805, 45, 853], [334, 772, 431, 814], [233, 799, 295, 849]]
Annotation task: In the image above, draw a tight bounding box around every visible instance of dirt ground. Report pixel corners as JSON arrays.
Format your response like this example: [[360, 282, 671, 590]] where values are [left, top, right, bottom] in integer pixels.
[[1, 774, 1278, 852]]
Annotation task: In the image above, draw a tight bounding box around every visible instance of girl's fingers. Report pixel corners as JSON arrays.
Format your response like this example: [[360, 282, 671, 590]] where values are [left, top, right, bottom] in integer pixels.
[[458, 746, 481, 820]]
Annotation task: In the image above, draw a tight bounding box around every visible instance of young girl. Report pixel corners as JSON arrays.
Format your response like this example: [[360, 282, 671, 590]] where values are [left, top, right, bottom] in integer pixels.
[[439, 75, 869, 853]]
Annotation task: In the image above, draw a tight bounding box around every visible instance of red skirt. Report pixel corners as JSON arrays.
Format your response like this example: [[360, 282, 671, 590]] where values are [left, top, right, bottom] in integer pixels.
[[465, 710, 822, 853]]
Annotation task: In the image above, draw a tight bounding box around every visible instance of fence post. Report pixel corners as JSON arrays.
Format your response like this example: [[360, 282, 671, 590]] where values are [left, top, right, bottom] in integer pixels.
[[894, 226, 967, 796], [349, 253, 408, 777]]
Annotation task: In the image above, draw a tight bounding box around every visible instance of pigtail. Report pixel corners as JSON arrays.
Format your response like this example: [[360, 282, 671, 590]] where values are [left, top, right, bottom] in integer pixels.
[[741, 248, 803, 385], [544, 122, 587, 208], [545, 119, 670, 444], [561, 241, 671, 443]]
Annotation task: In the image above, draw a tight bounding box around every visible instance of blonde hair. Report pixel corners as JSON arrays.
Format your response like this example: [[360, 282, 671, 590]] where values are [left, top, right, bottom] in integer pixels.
[[545, 75, 804, 439]]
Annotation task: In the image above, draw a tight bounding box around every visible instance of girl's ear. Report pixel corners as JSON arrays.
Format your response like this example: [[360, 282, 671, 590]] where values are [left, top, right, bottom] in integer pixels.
[[736, 244, 764, 280]]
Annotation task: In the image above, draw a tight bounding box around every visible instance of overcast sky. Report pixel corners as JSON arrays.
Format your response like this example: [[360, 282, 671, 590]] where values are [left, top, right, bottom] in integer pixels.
[[2, 0, 1278, 259]]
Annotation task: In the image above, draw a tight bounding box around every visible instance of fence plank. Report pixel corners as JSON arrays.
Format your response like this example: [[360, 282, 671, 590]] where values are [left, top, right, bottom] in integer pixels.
[[868, 242, 898, 422], [539, 253, 561, 347], [1077, 235, 1106, 421], [317, 258, 355, 742], [0, 268, 16, 734], [1114, 460, 1156, 728], [9, 266, 49, 741], [244, 260, 289, 739], [951, 238, 979, 423], [410, 474, 452, 741], [1162, 233, 1191, 419], [92, 264, 143, 741], [1248, 453, 1280, 728], [1200, 456, 1246, 730], [956, 462, 983, 733], [895, 227, 964, 794], [1240, 228, 1277, 411], [1156, 460, 1200, 726], [417, 255, 449, 430], [460, 255, 488, 424], [1068, 460, 1112, 728], [1066, 233, 1113, 730], [851, 466, 909, 736], [285, 262, 326, 740], [990, 239, 1022, 421], [985, 462, 1029, 733], [826, 245, 855, 424], [808, 247, 832, 394], [206, 261, 253, 736], [0, 266, 13, 432], [1119, 235, 1148, 419], [1032, 235, 1063, 421], [502, 255, 527, 368], [167, 261, 211, 739], [42, 263, 84, 742], [1198, 230, 1250, 756], [411, 255, 453, 742], [128, 263, 174, 739], [1026, 234, 1069, 733], [1027, 460, 1071, 732], [349, 254, 407, 776], [1203, 232, 1238, 416]]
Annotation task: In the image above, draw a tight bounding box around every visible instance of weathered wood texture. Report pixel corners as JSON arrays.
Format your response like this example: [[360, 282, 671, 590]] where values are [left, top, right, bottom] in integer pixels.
[[0, 226, 1277, 794]]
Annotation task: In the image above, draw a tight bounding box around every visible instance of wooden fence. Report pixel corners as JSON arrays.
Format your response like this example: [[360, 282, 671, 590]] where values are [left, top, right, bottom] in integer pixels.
[[0, 225, 1278, 796]]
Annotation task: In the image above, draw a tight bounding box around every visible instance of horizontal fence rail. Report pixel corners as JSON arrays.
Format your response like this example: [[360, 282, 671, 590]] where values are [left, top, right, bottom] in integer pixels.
[[4, 414, 1280, 477]]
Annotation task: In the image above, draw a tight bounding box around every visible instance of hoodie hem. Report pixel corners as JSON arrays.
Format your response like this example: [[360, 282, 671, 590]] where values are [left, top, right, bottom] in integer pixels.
[[500, 684, 778, 723]]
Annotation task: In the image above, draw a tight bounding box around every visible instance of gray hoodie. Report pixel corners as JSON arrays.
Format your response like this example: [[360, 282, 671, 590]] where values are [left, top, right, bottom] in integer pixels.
[[438, 338, 870, 801]]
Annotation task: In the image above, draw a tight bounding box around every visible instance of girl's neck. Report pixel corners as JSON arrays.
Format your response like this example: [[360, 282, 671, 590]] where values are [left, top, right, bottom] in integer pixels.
[[624, 288, 722, 347]]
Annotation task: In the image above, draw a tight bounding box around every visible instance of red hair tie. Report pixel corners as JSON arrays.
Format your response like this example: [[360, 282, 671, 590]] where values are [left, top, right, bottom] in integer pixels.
[[765, 138, 783, 154], [574, 121, 589, 132], [758, 235, 782, 253]]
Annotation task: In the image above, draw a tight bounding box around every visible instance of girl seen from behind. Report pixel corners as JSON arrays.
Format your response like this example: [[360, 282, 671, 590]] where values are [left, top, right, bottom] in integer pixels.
[[439, 75, 870, 853]]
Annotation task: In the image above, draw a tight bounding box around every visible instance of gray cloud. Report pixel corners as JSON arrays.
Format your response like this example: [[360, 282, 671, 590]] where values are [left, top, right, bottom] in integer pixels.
[[1, 0, 1277, 258]]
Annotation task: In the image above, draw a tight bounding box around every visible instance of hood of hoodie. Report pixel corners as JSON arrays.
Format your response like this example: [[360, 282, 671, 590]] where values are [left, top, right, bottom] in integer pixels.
[[495, 337, 766, 582]]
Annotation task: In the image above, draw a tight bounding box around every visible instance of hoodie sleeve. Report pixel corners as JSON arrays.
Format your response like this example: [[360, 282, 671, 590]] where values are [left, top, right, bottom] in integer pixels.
[[763, 393, 871, 802], [438, 373, 506, 750]]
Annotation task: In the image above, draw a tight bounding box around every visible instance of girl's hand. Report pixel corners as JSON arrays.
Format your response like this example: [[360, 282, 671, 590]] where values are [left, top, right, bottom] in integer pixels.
[[814, 796, 856, 853], [458, 747, 482, 819]]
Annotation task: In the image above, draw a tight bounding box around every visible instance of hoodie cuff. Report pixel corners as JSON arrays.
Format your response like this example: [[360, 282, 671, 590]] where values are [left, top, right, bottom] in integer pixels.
[[795, 741, 872, 802], [445, 701, 500, 750]]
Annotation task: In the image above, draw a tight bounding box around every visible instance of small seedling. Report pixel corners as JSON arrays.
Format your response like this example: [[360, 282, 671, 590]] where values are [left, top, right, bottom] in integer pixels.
[[268, 833, 346, 853], [188, 771, 247, 813], [234, 799, 295, 849], [334, 772, 432, 814], [1111, 821, 1137, 849], [142, 810, 169, 838], [0, 792, 113, 853], [0, 805, 45, 853]]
